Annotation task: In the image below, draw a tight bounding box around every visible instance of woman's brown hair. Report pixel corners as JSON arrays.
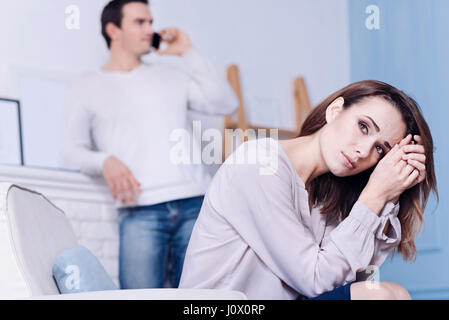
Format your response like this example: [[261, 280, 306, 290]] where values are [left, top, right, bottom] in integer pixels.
[[300, 80, 438, 261]]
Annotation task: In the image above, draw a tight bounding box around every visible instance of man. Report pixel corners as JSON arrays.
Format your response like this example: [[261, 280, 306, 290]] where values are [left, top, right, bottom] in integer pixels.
[[62, 0, 238, 289]]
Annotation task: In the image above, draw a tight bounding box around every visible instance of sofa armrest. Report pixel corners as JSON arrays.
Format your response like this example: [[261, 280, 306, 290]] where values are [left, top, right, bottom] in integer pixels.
[[26, 288, 248, 300]]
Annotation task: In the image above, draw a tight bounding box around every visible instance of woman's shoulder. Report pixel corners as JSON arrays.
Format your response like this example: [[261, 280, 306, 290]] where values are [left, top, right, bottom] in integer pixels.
[[219, 138, 294, 185], [205, 138, 297, 213]]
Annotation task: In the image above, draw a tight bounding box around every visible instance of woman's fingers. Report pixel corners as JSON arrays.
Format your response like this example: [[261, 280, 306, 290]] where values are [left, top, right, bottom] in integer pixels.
[[402, 144, 425, 154], [402, 152, 426, 163], [414, 135, 422, 144], [399, 134, 413, 147], [387, 143, 400, 158], [395, 159, 407, 171], [407, 159, 427, 184], [406, 159, 425, 172], [387, 135, 412, 164], [401, 158, 426, 189], [402, 163, 415, 177], [405, 169, 420, 186], [401, 135, 427, 188]]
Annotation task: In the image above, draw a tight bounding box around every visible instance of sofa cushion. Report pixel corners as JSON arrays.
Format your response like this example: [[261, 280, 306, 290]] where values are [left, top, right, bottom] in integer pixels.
[[53, 245, 117, 294]]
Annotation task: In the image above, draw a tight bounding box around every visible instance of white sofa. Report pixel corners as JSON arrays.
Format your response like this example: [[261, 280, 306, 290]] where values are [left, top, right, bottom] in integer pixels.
[[0, 183, 247, 300]]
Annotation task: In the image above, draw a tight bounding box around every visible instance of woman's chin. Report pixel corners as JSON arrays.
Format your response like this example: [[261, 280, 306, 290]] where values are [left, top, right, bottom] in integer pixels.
[[329, 165, 354, 177], [331, 171, 348, 177]]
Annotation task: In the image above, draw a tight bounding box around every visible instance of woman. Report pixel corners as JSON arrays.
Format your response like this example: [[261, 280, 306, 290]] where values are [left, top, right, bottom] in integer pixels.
[[178, 80, 438, 300]]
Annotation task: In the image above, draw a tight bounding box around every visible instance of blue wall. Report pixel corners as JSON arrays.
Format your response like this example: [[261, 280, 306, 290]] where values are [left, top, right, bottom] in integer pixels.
[[348, 0, 449, 299]]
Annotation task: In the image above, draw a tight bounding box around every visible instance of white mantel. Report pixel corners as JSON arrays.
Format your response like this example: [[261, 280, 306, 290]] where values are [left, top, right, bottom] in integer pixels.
[[0, 164, 112, 203]]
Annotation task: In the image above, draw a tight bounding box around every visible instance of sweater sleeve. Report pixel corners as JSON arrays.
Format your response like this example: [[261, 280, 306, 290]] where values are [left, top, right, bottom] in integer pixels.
[[183, 48, 239, 116], [61, 82, 110, 176], [212, 159, 389, 298]]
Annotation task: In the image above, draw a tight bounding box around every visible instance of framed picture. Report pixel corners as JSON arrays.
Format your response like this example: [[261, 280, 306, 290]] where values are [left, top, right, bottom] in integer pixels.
[[0, 97, 24, 165]]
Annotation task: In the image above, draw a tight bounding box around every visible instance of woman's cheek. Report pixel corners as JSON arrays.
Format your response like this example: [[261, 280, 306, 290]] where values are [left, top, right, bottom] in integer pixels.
[[362, 158, 379, 173]]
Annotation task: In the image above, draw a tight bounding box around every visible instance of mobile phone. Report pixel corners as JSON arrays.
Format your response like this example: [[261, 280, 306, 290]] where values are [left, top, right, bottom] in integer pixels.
[[152, 32, 162, 49]]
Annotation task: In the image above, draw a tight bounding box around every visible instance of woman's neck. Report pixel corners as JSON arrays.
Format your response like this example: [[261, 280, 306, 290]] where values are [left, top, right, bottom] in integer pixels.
[[279, 132, 329, 185]]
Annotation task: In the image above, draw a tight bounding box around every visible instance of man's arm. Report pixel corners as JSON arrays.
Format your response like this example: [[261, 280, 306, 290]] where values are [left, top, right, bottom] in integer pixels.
[[155, 28, 239, 116], [62, 83, 140, 205], [61, 83, 110, 176]]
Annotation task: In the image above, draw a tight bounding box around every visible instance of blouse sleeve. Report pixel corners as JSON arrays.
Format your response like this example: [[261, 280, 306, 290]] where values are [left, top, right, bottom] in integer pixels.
[[211, 156, 392, 298], [353, 201, 401, 281], [372, 202, 401, 263]]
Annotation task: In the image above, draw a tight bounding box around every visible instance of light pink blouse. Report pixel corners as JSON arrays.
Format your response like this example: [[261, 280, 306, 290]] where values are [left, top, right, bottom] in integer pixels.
[[179, 138, 401, 299]]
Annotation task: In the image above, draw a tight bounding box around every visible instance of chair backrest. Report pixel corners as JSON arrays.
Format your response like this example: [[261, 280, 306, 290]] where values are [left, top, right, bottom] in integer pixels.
[[223, 65, 313, 160], [0, 183, 77, 298]]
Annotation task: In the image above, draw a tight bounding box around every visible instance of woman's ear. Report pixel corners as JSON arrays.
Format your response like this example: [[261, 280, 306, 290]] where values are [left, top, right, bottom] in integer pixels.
[[325, 97, 345, 124]]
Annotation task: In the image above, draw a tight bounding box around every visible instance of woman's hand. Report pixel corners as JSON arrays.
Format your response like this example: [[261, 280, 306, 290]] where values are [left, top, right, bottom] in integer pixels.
[[388, 135, 427, 204], [401, 135, 427, 188], [359, 134, 420, 215]]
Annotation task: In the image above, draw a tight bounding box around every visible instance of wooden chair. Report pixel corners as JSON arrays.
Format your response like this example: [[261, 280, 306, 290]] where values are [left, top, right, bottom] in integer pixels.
[[223, 64, 312, 160]]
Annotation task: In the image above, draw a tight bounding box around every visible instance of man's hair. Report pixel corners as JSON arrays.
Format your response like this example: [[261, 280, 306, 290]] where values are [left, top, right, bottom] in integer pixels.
[[101, 0, 149, 49]]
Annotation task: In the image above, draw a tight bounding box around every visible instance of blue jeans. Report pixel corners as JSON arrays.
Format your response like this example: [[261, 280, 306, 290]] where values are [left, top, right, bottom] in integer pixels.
[[297, 282, 353, 300], [118, 196, 204, 289]]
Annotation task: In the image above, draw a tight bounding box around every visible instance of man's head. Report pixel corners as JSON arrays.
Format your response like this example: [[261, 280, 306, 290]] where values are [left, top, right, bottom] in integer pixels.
[[101, 0, 154, 55]]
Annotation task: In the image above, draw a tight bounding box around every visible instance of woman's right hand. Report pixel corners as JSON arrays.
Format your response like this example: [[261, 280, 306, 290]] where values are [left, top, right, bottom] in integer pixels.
[[359, 134, 419, 215]]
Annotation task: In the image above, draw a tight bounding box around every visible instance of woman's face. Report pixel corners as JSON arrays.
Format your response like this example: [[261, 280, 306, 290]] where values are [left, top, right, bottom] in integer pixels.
[[320, 96, 407, 177]]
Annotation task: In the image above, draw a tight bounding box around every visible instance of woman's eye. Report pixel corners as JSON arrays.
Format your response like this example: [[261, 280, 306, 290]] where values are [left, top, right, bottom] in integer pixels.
[[359, 121, 368, 134], [376, 146, 385, 156]]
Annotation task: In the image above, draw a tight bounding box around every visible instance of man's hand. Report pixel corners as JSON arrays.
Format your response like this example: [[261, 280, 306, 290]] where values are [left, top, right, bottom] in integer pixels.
[[155, 27, 192, 56], [103, 156, 141, 205]]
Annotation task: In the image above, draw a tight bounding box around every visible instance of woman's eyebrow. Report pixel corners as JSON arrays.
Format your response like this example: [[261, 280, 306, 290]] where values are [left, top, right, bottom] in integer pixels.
[[365, 115, 380, 132], [364, 115, 392, 150]]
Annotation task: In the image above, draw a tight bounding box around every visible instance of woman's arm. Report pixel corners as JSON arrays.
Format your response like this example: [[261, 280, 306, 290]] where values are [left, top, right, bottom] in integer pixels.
[[212, 138, 418, 298], [211, 159, 386, 298], [320, 200, 401, 282]]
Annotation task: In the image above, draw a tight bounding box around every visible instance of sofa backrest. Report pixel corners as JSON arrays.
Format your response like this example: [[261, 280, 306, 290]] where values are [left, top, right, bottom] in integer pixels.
[[0, 183, 77, 298]]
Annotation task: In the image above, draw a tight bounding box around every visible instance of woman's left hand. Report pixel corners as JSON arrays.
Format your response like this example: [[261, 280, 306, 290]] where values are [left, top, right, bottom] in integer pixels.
[[401, 135, 427, 189]]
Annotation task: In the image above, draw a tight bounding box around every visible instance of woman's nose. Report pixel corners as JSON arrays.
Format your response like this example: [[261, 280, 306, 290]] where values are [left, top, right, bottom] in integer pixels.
[[356, 143, 372, 159]]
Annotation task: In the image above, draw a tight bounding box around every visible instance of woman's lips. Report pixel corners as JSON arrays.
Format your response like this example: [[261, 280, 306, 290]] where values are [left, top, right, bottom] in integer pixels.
[[341, 152, 355, 169]]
